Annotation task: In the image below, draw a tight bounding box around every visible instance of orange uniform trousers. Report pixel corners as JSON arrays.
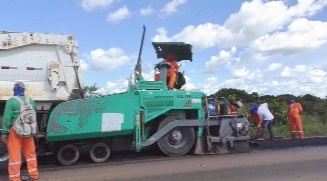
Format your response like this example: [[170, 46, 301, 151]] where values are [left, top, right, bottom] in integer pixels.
[[154, 71, 177, 89], [250, 113, 262, 138], [167, 71, 177, 89], [288, 103, 304, 139], [165, 60, 179, 89], [7, 127, 39, 181], [288, 114, 304, 139]]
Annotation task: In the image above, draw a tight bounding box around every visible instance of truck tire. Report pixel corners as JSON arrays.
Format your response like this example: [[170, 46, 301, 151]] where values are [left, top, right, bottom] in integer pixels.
[[157, 116, 195, 156], [89, 142, 110, 163], [57, 144, 80, 166]]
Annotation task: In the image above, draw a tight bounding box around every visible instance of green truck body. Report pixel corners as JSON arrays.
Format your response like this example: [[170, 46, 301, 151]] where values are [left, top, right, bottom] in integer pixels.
[[46, 80, 206, 151]]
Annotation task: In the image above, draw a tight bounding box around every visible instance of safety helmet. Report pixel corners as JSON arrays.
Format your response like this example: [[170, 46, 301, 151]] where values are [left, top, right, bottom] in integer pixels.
[[14, 82, 25, 89], [289, 100, 296, 105], [13, 82, 25, 96], [249, 104, 258, 111]]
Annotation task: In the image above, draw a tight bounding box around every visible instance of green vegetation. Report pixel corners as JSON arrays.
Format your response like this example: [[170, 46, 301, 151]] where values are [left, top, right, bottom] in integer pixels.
[[211, 88, 327, 138]]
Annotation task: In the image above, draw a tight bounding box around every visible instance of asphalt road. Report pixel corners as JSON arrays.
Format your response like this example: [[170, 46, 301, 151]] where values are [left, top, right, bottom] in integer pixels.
[[1, 145, 326, 181]]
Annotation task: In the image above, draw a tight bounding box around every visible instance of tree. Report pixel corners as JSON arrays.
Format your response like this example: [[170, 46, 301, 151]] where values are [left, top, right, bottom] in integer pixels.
[[213, 88, 254, 103], [85, 83, 99, 92], [85, 83, 99, 97]]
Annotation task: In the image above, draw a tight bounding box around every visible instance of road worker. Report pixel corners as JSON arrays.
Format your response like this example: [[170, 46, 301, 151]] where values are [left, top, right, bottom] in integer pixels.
[[1, 82, 39, 181], [249, 104, 262, 139], [288, 100, 304, 139], [256, 103, 275, 140], [164, 53, 180, 89]]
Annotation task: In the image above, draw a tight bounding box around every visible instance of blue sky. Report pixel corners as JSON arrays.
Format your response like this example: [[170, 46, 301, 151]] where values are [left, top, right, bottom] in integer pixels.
[[1, 0, 327, 98]]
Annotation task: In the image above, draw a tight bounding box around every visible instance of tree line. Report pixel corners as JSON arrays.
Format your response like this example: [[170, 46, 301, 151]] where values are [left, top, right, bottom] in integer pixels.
[[210, 88, 327, 126]]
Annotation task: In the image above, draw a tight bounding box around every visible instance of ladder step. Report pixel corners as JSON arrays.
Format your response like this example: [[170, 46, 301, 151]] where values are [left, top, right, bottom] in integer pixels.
[[209, 136, 221, 142]]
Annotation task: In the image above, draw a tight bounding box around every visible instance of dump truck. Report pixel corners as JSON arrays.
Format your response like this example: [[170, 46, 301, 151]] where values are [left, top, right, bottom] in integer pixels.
[[0, 31, 85, 171], [0, 28, 250, 171]]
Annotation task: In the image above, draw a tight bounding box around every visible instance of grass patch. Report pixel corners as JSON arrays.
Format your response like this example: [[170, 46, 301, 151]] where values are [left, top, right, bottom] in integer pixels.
[[249, 115, 327, 139]]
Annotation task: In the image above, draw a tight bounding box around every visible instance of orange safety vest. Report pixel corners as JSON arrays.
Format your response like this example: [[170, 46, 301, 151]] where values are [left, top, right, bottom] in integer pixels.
[[164, 59, 179, 72], [288, 103, 303, 117]]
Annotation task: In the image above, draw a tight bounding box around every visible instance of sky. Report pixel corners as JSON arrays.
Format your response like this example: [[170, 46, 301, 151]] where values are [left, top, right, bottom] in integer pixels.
[[1, 0, 327, 98]]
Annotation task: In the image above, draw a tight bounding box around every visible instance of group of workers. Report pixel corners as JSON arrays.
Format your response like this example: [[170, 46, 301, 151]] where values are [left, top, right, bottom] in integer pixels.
[[250, 100, 304, 140], [154, 54, 305, 141]]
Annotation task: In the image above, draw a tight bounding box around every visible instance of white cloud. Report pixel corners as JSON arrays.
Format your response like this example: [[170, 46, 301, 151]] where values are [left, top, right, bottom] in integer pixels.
[[161, 0, 187, 15], [271, 80, 279, 86], [254, 18, 327, 55], [232, 67, 250, 78], [308, 69, 326, 77], [152, 24, 231, 50], [88, 47, 132, 71], [203, 47, 236, 73], [81, 0, 115, 11], [199, 76, 220, 95], [280, 65, 311, 78], [140, 6, 154, 17], [106, 79, 129, 94], [280, 67, 292, 77], [224, 0, 327, 46], [107, 6, 131, 23], [79, 59, 89, 71], [266, 63, 282, 71], [152, 28, 171, 42], [84, 0, 327, 98], [172, 24, 231, 50], [224, 0, 289, 46], [293, 65, 307, 72], [199, 64, 326, 97], [142, 69, 155, 81], [152, 0, 327, 53], [279, 65, 326, 89], [92, 87, 110, 96], [288, 0, 327, 17]]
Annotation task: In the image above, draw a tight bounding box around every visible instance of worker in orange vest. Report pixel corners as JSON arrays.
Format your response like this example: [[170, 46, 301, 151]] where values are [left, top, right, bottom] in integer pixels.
[[1, 82, 39, 181], [288, 100, 304, 139], [164, 53, 180, 89]]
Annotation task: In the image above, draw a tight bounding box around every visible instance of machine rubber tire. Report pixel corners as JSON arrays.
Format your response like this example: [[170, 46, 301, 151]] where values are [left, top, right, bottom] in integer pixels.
[[157, 116, 195, 156], [57, 144, 80, 166], [89, 142, 110, 163]]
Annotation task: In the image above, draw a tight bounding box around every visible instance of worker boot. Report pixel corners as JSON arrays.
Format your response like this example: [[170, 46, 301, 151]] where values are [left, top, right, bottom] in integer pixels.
[[256, 137, 264, 141], [21, 175, 37, 181]]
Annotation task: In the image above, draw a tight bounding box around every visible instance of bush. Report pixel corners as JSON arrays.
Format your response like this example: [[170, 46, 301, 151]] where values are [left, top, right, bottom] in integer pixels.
[[271, 115, 327, 138]]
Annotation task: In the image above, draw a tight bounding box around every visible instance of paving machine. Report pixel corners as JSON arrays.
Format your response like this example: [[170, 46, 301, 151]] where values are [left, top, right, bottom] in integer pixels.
[[0, 27, 251, 169]]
